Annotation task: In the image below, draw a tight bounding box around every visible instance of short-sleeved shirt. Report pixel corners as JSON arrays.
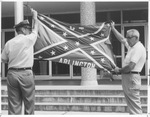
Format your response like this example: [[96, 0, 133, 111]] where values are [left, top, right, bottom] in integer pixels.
[[123, 41, 146, 72], [1, 30, 37, 69]]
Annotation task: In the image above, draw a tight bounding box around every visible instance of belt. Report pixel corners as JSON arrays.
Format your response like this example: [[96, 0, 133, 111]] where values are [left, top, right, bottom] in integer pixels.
[[127, 71, 140, 74], [9, 67, 32, 71]]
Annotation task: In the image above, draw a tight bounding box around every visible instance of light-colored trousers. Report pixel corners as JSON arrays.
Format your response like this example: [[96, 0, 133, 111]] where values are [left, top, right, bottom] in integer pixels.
[[122, 74, 142, 114], [7, 69, 35, 115]]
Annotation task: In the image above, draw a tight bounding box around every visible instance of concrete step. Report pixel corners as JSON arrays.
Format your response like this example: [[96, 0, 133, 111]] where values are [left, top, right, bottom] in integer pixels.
[[1, 85, 147, 113], [1, 95, 147, 104], [2, 85, 147, 96], [2, 103, 147, 113]]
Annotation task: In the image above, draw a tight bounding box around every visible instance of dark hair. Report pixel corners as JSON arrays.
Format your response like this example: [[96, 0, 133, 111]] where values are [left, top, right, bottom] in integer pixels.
[[15, 26, 22, 33], [15, 25, 32, 33]]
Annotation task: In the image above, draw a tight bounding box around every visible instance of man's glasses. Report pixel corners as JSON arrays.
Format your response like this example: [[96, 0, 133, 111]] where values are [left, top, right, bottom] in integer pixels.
[[126, 36, 137, 40]]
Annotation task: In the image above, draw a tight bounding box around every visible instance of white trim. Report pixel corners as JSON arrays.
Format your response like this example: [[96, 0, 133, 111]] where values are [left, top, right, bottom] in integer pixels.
[[45, 48, 80, 60], [79, 49, 105, 70], [37, 17, 113, 70], [91, 35, 116, 67], [45, 48, 105, 70], [49, 61, 52, 77], [34, 19, 67, 55], [145, 25, 148, 77], [147, 2, 150, 113], [1, 29, 14, 32], [1, 31, 5, 78], [41, 14, 105, 38], [2, 94, 147, 98], [1, 84, 147, 90], [70, 64, 73, 79], [1, 74, 148, 80]]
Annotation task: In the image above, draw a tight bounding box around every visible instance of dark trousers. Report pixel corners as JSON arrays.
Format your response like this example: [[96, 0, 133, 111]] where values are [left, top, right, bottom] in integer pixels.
[[7, 69, 35, 115]]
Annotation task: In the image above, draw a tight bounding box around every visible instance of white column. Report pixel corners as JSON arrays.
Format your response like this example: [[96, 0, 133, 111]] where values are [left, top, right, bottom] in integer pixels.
[[147, 25, 150, 114], [80, 2, 98, 86], [80, 2, 96, 25], [14, 1, 24, 114], [14, 1, 23, 25]]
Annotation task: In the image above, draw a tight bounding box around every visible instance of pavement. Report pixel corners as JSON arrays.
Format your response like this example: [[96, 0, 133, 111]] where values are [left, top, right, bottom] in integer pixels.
[[1, 111, 149, 117], [1, 110, 130, 115]]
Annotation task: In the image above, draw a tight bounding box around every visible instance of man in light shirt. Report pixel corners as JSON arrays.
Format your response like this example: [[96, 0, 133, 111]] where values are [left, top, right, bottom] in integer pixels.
[[110, 21, 146, 114], [1, 9, 38, 115]]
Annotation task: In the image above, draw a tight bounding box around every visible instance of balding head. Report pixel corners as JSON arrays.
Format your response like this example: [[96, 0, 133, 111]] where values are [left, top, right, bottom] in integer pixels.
[[126, 29, 140, 40]]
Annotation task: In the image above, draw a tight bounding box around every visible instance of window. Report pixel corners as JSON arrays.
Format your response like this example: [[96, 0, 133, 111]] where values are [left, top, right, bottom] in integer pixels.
[[73, 66, 81, 76], [107, 11, 121, 24], [96, 12, 107, 23], [96, 11, 121, 24], [33, 60, 49, 75], [110, 26, 122, 68], [123, 9, 148, 23], [51, 13, 80, 24], [110, 26, 121, 56], [2, 17, 14, 29], [52, 62, 70, 76]]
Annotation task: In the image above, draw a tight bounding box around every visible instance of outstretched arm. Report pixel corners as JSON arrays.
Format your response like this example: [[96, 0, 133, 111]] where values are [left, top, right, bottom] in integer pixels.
[[114, 62, 136, 74], [31, 8, 38, 33], [110, 22, 129, 48]]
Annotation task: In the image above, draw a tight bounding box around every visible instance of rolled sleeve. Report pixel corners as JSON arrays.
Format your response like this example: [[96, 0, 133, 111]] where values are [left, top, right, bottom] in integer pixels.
[[1, 44, 9, 63], [130, 48, 141, 64]]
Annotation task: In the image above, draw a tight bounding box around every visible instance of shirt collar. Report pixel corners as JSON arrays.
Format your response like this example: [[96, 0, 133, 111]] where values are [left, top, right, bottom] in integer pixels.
[[132, 41, 140, 48]]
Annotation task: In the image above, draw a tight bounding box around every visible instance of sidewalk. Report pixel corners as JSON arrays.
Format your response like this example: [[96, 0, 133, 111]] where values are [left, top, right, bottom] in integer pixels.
[[1, 110, 129, 115]]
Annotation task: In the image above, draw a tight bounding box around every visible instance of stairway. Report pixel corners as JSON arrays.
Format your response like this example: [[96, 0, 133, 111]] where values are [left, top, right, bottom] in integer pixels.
[[1, 85, 147, 113]]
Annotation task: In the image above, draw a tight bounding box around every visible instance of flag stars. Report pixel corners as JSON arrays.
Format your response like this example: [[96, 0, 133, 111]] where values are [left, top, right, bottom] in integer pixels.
[[38, 56, 43, 59], [90, 37, 94, 41], [75, 41, 80, 46], [63, 32, 67, 37], [51, 50, 55, 56], [51, 24, 55, 28], [101, 58, 105, 63], [91, 50, 95, 55], [39, 16, 45, 20], [63, 46, 69, 50], [100, 33, 105, 37]]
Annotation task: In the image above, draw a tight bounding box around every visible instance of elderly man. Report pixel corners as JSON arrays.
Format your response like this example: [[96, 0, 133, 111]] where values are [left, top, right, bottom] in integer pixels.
[[1, 9, 38, 115], [110, 22, 146, 114]]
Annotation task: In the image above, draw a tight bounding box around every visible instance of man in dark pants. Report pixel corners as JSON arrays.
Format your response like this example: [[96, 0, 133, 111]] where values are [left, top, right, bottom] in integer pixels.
[[110, 21, 146, 114], [1, 9, 38, 115]]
